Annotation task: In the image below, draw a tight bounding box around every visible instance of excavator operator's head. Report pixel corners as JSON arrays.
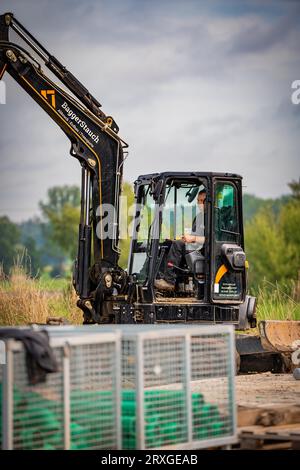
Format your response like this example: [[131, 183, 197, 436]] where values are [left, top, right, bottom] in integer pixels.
[[197, 188, 206, 206]]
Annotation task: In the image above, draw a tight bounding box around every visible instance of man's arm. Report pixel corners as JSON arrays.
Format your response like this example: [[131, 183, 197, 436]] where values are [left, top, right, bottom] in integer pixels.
[[182, 234, 205, 244]]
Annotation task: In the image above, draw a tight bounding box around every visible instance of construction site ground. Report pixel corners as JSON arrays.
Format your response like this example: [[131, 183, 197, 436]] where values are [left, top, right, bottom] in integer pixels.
[[236, 372, 300, 410]]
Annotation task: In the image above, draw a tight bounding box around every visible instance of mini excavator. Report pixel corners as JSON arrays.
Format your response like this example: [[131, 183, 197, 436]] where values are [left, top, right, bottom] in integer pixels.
[[0, 13, 257, 330]]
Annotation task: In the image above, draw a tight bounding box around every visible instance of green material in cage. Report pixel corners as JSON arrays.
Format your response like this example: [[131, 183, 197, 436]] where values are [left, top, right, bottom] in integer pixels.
[[1, 384, 227, 449], [121, 389, 225, 449]]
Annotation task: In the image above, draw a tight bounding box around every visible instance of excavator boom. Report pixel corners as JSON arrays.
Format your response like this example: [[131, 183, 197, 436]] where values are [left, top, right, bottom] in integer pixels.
[[0, 12, 128, 322]]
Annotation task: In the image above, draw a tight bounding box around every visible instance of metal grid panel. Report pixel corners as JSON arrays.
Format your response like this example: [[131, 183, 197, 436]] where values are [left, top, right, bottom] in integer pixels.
[[121, 334, 137, 449], [143, 336, 188, 448], [190, 333, 235, 442], [31, 328, 122, 450], [0, 329, 121, 450], [122, 333, 137, 388], [120, 325, 236, 450], [11, 347, 64, 450], [69, 341, 119, 449], [1, 325, 235, 450]]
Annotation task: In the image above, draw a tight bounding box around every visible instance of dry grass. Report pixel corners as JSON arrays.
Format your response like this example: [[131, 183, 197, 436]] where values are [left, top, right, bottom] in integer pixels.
[[48, 281, 83, 325], [255, 279, 300, 322], [2, 259, 299, 327], [0, 266, 82, 326]]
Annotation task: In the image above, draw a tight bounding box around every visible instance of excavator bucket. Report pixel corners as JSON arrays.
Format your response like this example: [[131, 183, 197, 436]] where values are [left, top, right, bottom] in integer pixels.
[[259, 320, 300, 354], [235, 321, 300, 374]]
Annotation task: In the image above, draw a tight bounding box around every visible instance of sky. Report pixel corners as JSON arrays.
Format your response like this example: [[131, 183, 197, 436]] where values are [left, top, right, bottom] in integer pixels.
[[0, 0, 299, 222]]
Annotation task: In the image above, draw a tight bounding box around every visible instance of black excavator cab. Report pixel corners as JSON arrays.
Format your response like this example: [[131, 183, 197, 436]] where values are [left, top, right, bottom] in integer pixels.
[[122, 172, 256, 327]]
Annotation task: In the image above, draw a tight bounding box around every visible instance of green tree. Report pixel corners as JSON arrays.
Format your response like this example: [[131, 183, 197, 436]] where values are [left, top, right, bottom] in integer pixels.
[[245, 177, 300, 289], [0, 216, 20, 274], [39, 186, 80, 260], [39, 183, 135, 270], [288, 178, 300, 201], [245, 207, 294, 288], [243, 193, 290, 223], [19, 217, 61, 271], [278, 193, 300, 281]]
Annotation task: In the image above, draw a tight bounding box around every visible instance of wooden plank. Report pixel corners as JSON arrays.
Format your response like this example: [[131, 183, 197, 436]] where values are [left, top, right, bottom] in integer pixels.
[[265, 423, 300, 432], [263, 442, 292, 450], [239, 424, 300, 443], [240, 423, 300, 433]]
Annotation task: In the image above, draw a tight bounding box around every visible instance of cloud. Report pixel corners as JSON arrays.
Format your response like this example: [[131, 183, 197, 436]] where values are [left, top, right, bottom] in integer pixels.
[[229, 5, 300, 55], [0, 0, 299, 221]]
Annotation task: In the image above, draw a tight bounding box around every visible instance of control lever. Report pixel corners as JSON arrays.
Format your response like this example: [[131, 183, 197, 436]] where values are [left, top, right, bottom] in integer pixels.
[[167, 262, 189, 273]]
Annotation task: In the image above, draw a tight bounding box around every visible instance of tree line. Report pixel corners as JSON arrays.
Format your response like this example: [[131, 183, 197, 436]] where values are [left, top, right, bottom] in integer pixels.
[[0, 179, 299, 292], [0, 183, 133, 278], [245, 179, 300, 290]]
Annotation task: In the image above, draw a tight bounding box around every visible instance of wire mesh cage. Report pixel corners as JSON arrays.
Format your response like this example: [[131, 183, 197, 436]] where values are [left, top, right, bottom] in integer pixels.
[[1, 324, 236, 450], [0, 330, 121, 450], [119, 324, 236, 450]]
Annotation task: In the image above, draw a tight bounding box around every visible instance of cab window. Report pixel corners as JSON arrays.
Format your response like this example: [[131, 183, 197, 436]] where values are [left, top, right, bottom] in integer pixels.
[[214, 182, 239, 243]]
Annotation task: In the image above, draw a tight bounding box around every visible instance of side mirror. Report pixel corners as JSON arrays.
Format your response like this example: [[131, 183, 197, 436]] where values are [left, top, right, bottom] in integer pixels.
[[186, 186, 199, 203]]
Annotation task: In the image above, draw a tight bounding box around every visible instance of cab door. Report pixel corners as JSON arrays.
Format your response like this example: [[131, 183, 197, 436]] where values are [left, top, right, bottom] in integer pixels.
[[211, 178, 246, 304]]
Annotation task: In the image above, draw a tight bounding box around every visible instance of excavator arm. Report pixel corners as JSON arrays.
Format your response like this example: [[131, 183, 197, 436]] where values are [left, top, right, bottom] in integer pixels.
[[0, 13, 128, 322]]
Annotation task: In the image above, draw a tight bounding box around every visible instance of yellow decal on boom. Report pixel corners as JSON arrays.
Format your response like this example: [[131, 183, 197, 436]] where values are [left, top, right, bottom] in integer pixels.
[[41, 89, 56, 109]]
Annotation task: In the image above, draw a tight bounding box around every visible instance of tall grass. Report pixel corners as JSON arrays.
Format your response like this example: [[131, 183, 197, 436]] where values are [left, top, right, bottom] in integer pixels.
[[1, 255, 299, 326], [0, 265, 82, 326], [255, 279, 300, 321]]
